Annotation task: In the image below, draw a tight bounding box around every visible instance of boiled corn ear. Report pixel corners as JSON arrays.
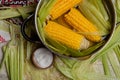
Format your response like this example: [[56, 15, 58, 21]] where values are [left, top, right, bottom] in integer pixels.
[[56, 15, 73, 29], [44, 21, 89, 50], [50, 0, 82, 20], [64, 8, 102, 42]]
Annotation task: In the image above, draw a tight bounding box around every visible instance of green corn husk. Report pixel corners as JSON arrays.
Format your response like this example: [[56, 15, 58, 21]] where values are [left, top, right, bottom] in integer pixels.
[[1, 46, 10, 75], [59, 57, 77, 68], [19, 35, 24, 80], [45, 36, 67, 55], [113, 45, 120, 63], [54, 56, 73, 79], [89, 0, 109, 21], [54, 55, 120, 80], [102, 54, 111, 76], [0, 21, 25, 80], [112, 0, 120, 22], [113, 0, 120, 22], [0, 5, 36, 19], [38, 0, 57, 23], [3, 42, 18, 80], [17, 9, 30, 19], [53, 43, 119, 80], [0, 9, 20, 19], [116, 9, 120, 22], [81, 41, 105, 55], [91, 24, 120, 63], [37, 0, 57, 43], [71, 58, 119, 80], [64, 41, 105, 57], [78, 0, 111, 35], [107, 50, 120, 78], [5, 49, 10, 77], [37, 17, 46, 43], [116, 1, 120, 10], [0, 46, 8, 70], [78, 5, 109, 35], [0, 20, 10, 32]]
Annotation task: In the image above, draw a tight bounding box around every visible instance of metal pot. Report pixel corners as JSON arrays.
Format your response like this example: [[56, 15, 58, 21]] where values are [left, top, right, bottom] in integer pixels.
[[21, 0, 116, 59]]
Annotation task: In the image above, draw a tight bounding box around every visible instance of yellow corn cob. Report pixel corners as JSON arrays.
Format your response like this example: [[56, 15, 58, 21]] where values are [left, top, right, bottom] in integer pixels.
[[50, 0, 82, 20], [56, 15, 73, 29], [44, 21, 84, 50], [64, 8, 102, 42]]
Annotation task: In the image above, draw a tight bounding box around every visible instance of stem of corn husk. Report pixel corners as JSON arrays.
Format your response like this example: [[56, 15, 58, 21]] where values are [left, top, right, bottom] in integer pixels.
[[102, 54, 111, 76]]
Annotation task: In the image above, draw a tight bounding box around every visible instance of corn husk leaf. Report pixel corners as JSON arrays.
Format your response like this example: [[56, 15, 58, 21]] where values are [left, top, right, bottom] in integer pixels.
[[0, 5, 36, 19], [54, 56, 73, 79], [71, 58, 119, 80], [0, 20, 10, 32], [45, 36, 67, 55], [112, 0, 120, 22], [89, 0, 109, 21], [37, 0, 57, 43], [38, 0, 57, 23], [59, 56, 77, 68], [78, 0, 111, 36], [113, 45, 120, 63], [0, 21, 25, 80], [91, 24, 120, 63], [107, 50, 120, 78], [102, 54, 111, 76]]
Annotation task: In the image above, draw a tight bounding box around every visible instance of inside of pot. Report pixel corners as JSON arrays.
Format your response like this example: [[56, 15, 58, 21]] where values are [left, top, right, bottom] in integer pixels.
[[35, 0, 116, 58]]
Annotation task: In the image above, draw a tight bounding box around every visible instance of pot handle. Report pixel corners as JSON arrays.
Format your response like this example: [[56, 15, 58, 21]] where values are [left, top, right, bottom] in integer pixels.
[[21, 14, 41, 44]]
